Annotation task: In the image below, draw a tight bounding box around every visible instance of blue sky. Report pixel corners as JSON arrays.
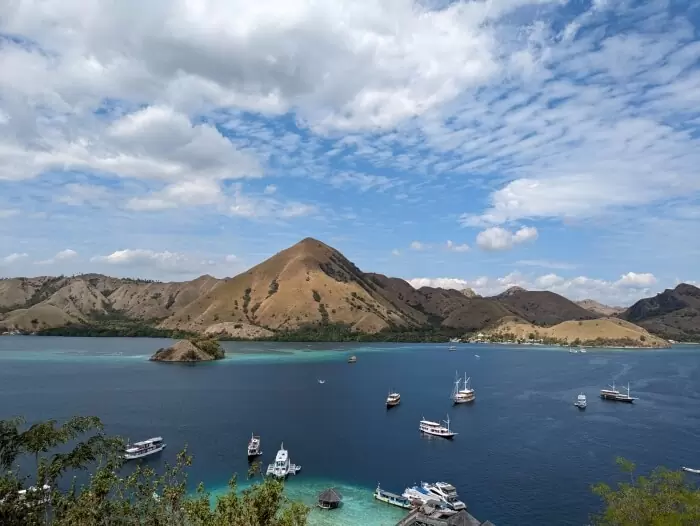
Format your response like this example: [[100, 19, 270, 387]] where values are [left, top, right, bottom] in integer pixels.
[[1, 0, 700, 305]]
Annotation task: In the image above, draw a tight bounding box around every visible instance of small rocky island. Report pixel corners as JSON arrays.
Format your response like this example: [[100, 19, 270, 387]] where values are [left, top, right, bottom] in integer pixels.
[[150, 338, 225, 363]]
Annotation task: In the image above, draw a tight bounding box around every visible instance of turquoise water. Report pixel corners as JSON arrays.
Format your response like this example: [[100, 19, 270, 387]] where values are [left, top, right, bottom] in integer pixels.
[[2, 336, 700, 525]]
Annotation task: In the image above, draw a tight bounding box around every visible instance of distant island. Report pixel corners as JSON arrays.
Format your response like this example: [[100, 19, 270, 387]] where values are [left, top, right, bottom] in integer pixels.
[[150, 338, 225, 362], [1, 237, 699, 346]]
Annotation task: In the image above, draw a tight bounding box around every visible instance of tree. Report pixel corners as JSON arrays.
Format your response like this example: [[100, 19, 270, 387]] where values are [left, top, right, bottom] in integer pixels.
[[0, 416, 309, 526], [592, 457, 700, 525]]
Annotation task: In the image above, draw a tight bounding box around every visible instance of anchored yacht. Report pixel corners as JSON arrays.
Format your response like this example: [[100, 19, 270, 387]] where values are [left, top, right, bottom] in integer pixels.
[[124, 437, 166, 460], [600, 382, 637, 403], [421, 481, 466, 511], [419, 415, 457, 439], [266, 443, 301, 478], [247, 434, 262, 459], [574, 393, 587, 409], [386, 391, 401, 407], [451, 372, 475, 404]]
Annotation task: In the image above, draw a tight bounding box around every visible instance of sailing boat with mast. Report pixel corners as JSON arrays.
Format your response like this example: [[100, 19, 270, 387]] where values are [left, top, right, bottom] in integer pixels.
[[451, 372, 475, 404], [600, 382, 637, 403]]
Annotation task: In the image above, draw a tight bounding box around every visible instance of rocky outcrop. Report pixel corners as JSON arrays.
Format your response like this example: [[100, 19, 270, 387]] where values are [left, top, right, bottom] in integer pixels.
[[150, 339, 225, 362]]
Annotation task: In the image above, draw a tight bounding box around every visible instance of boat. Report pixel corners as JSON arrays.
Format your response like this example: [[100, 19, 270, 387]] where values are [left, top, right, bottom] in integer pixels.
[[348, 355, 357, 363], [448, 345, 457, 351], [419, 415, 457, 439], [569, 347, 579, 354], [386, 391, 401, 407], [374, 483, 413, 509], [449, 338, 461, 343], [474, 354, 480, 359], [318, 379, 325, 384], [402, 485, 434, 506], [266, 443, 301, 478], [682, 467, 700, 474], [421, 481, 466, 511], [124, 437, 166, 460], [574, 393, 587, 409], [451, 372, 475, 404], [247, 434, 262, 459], [579, 347, 587, 353], [600, 382, 637, 403]]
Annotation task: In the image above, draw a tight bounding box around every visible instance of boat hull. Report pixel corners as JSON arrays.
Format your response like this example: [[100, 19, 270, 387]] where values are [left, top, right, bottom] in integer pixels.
[[124, 444, 166, 460], [420, 429, 456, 439], [374, 491, 413, 509], [600, 394, 635, 403]]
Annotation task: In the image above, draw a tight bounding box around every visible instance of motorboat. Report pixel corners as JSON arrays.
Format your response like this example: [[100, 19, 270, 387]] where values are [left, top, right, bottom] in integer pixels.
[[124, 437, 166, 460], [374, 483, 413, 509], [266, 443, 301, 478], [247, 434, 262, 459], [318, 379, 325, 384], [419, 415, 457, 439], [574, 393, 587, 409], [682, 467, 700, 474], [386, 391, 401, 407], [348, 355, 357, 363], [421, 481, 466, 511]]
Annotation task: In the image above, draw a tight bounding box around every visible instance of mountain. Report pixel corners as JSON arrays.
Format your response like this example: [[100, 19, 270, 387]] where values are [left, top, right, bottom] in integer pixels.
[[159, 238, 428, 334], [620, 283, 700, 341], [484, 316, 669, 348], [576, 299, 624, 316], [494, 289, 599, 326], [0, 238, 676, 343]]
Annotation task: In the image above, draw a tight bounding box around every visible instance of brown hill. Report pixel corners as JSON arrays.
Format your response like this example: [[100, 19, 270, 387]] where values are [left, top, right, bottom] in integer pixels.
[[576, 299, 624, 316], [621, 283, 700, 341], [495, 290, 599, 326], [485, 316, 669, 348], [159, 238, 427, 334]]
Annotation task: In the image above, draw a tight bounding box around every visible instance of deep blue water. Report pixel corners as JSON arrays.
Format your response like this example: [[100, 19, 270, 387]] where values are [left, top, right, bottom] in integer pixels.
[[1, 337, 700, 525]]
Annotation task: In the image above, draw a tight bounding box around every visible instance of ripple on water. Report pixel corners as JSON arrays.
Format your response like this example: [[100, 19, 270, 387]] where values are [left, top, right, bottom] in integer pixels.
[[209, 478, 407, 526]]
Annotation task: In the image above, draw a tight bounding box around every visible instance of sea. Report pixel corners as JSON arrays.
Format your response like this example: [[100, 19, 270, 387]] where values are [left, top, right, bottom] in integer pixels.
[[1, 337, 700, 526]]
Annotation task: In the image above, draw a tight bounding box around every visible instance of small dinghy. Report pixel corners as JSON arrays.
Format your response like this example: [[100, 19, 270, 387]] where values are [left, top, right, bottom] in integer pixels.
[[682, 467, 700, 474]]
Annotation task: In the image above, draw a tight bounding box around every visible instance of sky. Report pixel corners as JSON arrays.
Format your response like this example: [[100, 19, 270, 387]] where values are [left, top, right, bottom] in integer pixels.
[[1, 0, 700, 306]]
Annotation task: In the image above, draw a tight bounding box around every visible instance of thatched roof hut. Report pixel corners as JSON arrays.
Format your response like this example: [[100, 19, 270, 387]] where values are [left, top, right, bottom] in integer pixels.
[[318, 487, 342, 509]]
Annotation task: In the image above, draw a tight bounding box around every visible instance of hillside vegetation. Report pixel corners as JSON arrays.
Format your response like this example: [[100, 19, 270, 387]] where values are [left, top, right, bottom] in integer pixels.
[[0, 237, 686, 345]]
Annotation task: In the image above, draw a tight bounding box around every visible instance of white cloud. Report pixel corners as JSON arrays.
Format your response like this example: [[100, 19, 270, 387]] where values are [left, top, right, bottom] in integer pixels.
[[408, 277, 472, 290], [91, 249, 198, 273], [328, 171, 396, 192], [1, 253, 28, 265], [229, 184, 317, 220], [517, 259, 577, 270], [126, 179, 224, 211], [224, 254, 238, 263], [391, 249, 401, 257], [55, 184, 111, 207], [615, 272, 657, 287], [408, 270, 665, 306], [36, 249, 79, 265], [410, 241, 428, 251], [476, 226, 538, 251], [263, 185, 277, 195], [0, 209, 19, 218], [446, 240, 470, 252]]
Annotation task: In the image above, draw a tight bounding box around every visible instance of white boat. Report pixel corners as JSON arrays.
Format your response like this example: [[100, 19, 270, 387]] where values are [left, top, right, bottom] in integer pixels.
[[569, 348, 579, 354], [266, 443, 301, 478], [474, 354, 480, 359], [247, 433, 262, 459], [574, 393, 587, 409], [600, 382, 637, 403], [402, 485, 434, 506], [421, 481, 466, 511], [419, 415, 457, 439], [374, 483, 413, 509], [448, 345, 457, 351], [579, 347, 587, 353], [451, 372, 475, 404], [124, 437, 166, 460], [318, 379, 325, 384], [386, 391, 401, 407], [682, 467, 700, 474]]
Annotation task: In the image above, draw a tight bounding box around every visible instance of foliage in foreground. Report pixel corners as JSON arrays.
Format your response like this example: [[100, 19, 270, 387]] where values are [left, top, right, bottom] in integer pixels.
[[592, 457, 700, 525], [0, 416, 309, 526]]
